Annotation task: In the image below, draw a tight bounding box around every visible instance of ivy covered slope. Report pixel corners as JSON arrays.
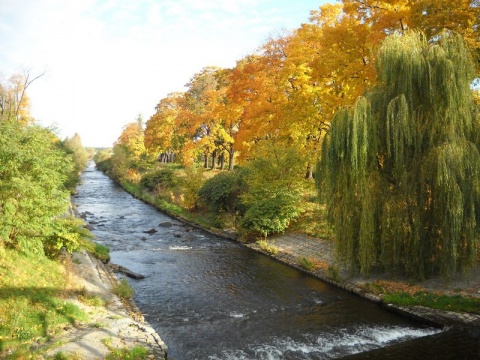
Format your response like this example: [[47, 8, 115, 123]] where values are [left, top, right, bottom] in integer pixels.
[[0, 72, 93, 357], [317, 31, 480, 280]]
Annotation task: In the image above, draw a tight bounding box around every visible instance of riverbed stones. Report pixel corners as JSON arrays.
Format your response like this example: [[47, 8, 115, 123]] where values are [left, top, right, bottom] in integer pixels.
[[159, 221, 173, 227]]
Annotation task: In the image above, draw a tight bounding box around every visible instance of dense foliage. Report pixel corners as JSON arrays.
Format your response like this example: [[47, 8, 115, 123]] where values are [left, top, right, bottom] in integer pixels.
[[104, 1, 480, 267], [198, 169, 247, 214], [62, 133, 90, 189], [140, 168, 176, 191], [317, 31, 480, 279], [139, 0, 479, 174], [0, 71, 91, 258]]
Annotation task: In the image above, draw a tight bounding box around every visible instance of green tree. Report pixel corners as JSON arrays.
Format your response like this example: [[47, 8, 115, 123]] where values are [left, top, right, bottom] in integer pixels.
[[240, 141, 306, 238], [0, 120, 88, 257], [317, 31, 480, 279], [63, 133, 89, 189]]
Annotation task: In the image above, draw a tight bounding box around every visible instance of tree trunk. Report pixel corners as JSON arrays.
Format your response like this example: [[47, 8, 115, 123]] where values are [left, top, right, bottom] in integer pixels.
[[228, 146, 235, 171], [211, 150, 217, 170], [204, 153, 209, 168], [305, 164, 314, 179], [219, 153, 225, 170]]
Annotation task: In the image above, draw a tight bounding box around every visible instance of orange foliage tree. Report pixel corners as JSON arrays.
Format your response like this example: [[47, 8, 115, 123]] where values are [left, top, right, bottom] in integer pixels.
[[138, 0, 479, 176]]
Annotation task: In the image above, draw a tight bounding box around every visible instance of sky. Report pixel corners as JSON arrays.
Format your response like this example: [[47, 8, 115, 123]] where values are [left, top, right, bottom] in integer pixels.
[[1, 0, 329, 147]]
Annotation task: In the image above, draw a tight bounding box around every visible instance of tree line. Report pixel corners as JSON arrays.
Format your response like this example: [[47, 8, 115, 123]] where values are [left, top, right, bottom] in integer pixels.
[[104, 0, 480, 279], [113, 0, 479, 174]]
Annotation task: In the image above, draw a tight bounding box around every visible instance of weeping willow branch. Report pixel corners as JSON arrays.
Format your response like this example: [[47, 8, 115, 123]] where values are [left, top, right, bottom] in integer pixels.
[[317, 30, 480, 279]]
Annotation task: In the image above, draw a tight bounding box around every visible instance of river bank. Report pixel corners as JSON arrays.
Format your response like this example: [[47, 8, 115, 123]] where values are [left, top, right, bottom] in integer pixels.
[[44, 162, 478, 359], [40, 250, 167, 360], [246, 233, 480, 328], [115, 175, 480, 329]]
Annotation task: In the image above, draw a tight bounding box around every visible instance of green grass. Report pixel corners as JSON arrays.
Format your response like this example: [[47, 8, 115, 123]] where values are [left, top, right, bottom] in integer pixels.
[[77, 236, 111, 263], [112, 278, 134, 300], [0, 247, 87, 357], [256, 239, 279, 255], [78, 293, 107, 307], [384, 292, 480, 314], [299, 257, 315, 271], [105, 346, 149, 360], [92, 243, 110, 262]]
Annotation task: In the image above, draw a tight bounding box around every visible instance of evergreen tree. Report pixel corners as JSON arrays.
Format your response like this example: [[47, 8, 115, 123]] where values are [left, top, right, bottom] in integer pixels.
[[317, 31, 480, 279]]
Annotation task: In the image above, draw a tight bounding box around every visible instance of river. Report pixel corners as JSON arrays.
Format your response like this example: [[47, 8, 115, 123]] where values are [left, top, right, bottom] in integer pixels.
[[73, 163, 479, 359]]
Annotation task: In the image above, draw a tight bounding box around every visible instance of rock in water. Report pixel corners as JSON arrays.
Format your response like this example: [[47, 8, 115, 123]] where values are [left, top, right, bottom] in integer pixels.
[[144, 228, 158, 234]]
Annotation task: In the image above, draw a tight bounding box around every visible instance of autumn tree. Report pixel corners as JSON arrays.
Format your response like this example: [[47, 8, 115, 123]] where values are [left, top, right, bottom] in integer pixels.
[[0, 69, 44, 124], [317, 31, 480, 279], [144, 92, 186, 163], [180, 66, 234, 169], [116, 114, 147, 158]]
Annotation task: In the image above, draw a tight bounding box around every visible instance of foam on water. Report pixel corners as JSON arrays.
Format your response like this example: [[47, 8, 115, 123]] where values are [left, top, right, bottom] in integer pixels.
[[229, 311, 246, 319], [169, 245, 192, 250], [208, 325, 443, 360]]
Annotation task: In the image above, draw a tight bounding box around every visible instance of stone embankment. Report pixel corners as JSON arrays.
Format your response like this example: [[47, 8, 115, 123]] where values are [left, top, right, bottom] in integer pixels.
[[41, 251, 167, 360], [139, 204, 480, 329], [244, 232, 480, 328]]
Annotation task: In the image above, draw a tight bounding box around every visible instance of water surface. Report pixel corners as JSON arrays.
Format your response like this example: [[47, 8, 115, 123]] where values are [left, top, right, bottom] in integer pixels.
[[74, 163, 479, 359]]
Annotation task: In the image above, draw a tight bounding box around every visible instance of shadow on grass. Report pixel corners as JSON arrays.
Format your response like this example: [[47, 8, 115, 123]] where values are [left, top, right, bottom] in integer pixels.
[[0, 286, 87, 351]]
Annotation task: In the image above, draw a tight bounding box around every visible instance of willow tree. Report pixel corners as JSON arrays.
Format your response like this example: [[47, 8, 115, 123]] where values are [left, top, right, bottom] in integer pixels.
[[317, 31, 480, 279]]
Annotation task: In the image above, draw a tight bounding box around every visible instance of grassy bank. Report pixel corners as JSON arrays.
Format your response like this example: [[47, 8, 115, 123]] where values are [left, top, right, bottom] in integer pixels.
[[0, 247, 85, 358], [0, 240, 110, 358]]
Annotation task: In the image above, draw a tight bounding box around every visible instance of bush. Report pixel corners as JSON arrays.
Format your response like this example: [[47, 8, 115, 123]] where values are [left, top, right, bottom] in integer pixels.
[[198, 169, 247, 214], [240, 191, 303, 238], [140, 168, 176, 191], [239, 141, 306, 238], [180, 165, 205, 209]]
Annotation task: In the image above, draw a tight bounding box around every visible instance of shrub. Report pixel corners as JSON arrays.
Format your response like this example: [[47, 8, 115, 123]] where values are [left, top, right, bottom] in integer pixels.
[[140, 168, 176, 191], [198, 169, 247, 214], [240, 191, 302, 238], [239, 141, 306, 238], [180, 165, 205, 209]]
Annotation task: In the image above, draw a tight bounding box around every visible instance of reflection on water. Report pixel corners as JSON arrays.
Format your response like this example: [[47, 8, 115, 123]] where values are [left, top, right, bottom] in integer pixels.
[[74, 163, 479, 359]]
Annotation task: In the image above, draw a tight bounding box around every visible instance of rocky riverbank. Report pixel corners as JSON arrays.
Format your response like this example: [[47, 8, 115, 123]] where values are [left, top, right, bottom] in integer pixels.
[[39, 251, 167, 360]]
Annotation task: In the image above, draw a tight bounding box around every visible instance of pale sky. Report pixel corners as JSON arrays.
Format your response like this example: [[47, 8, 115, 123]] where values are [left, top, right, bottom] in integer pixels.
[[1, 0, 329, 147]]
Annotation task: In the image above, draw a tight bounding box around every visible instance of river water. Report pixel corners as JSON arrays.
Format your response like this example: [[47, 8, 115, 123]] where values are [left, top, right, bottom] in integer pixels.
[[74, 163, 480, 359]]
